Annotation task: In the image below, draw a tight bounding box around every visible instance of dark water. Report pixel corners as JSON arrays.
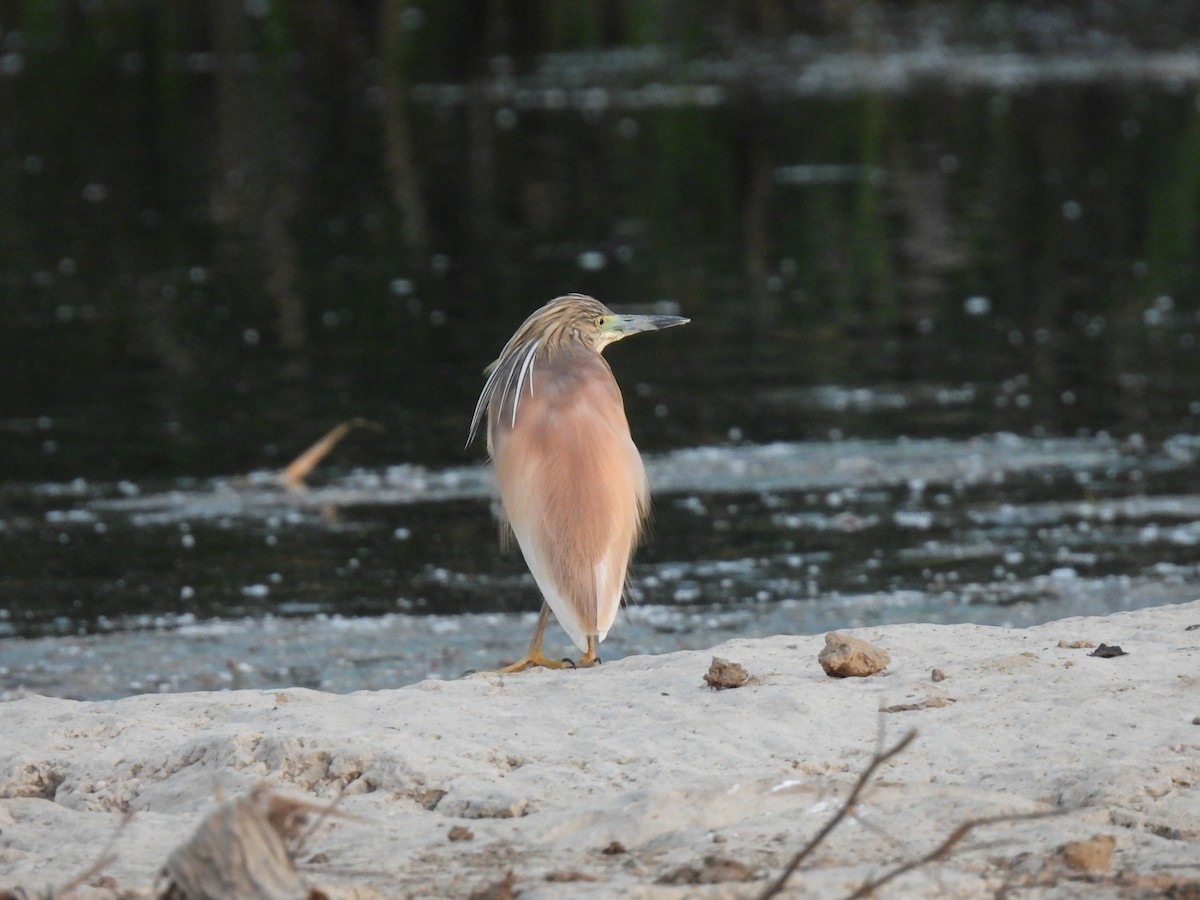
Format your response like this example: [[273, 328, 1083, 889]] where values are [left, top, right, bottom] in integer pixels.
[[2, 5, 1200, 697]]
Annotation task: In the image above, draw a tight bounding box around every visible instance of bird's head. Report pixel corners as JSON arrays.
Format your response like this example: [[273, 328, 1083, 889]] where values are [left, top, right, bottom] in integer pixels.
[[467, 294, 688, 447], [518, 293, 689, 354]]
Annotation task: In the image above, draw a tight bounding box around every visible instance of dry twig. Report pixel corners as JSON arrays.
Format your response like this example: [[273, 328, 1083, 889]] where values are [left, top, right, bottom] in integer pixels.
[[755, 729, 918, 899], [843, 808, 1063, 898], [757, 726, 1065, 899]]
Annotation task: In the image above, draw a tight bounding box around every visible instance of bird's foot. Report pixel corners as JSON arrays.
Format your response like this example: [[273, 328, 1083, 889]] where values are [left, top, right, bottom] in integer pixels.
[[498, 650, 578, 673], [574, 650, 602, 668]]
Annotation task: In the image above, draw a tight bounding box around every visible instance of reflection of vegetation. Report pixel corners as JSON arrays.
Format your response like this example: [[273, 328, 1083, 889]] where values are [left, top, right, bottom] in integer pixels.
[[848, 93, 895, 322], [1145, 108, 1200, 295], [2, 3, 1200, 478], [381, 0, 431, 263], [211, 0, 307, 364], [648, 106, 740, 298]]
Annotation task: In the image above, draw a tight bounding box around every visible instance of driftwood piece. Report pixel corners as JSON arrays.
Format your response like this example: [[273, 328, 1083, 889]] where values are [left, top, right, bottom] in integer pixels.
[[279, 419, 383, 490], [159, 786, 329, 900]]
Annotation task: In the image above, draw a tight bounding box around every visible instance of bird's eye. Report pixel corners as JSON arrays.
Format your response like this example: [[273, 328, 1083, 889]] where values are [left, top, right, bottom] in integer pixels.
[[595, 316, 606, 327]]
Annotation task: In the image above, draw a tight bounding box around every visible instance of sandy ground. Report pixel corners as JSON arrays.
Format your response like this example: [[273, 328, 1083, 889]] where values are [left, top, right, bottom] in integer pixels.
[[2, 601, 1198, 899]]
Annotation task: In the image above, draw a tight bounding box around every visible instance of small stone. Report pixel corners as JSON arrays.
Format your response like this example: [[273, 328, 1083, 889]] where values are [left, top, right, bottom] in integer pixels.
[[931, 668, 946, 682], [657, 855, 755, 885], [1089, 643, 1127, 658], [1057, 639, 1095, 648], [440, 793, 528, 819], [544, 870, 598, 882], [819, 633, 890, 677], [448, 825, 474, 842], [468, 870, 516, 900], [881, 696, 955, 713], [1060, 834, 1116, 873], [416, 788, 447, 810], [601, 841, 627, 855], [704, 657, 749, 689]]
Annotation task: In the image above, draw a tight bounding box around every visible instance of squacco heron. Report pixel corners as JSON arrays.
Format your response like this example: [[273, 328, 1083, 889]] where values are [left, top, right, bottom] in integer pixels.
[[468, 294, 688, 671]]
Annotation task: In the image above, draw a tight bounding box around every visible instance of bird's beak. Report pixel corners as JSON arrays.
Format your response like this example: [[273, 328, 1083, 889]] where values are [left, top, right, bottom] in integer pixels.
[[604, 314, 690, 336]]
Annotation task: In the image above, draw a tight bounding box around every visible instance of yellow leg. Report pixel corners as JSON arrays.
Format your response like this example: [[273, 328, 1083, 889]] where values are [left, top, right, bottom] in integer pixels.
[[575, 634, 602, 668], [498, 604, 576, 672]]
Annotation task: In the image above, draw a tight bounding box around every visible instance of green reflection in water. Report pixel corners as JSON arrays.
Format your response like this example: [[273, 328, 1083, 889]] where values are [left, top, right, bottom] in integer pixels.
[[1, 5, 1199, 486]]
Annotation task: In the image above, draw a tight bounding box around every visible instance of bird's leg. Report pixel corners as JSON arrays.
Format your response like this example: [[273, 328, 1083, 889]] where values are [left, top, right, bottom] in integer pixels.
[[575, 634, 602, 668], [498, 603, 576, 672]]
